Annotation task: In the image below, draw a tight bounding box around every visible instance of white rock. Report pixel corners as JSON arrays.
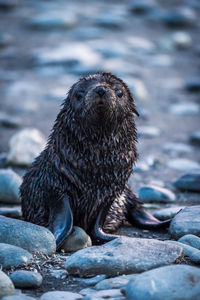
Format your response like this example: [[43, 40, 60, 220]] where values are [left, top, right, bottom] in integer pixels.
[[169, 103, 199, 115], [167, 158, 200, 171], [7, 129, 46, 166], [40, 291, 82, 300], [0, 271, 15, 298]]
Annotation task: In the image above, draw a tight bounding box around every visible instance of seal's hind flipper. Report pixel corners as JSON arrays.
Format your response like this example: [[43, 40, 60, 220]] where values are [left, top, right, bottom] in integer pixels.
[[127, 208, 171, 229], [49, 195, 73, 249]]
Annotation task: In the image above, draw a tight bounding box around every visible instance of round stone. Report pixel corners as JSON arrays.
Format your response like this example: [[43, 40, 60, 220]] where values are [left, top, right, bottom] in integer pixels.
[[173, 173, 200, 192], [138, 185, 176, 203], [61, 226, 92, 252], [0, 169, 22, 204], [0, 271, 15, 298], [9, 270, 42, 288]]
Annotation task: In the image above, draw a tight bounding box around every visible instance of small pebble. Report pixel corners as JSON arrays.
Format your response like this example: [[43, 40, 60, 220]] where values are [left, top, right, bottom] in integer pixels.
[[61, 226, 92, 252], [138, 185, 176, 203], [10, 270, 42, 288], [0, 270, 15, 298], [49, 269, 68, 279], [0, 243, 32, 269], [173, 173, 200, 192], [179, 234, 200, 250]]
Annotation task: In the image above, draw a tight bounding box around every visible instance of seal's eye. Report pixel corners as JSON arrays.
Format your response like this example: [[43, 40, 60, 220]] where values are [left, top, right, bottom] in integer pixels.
[[76, 91, 84, 101], [115, 89, 123, 98]]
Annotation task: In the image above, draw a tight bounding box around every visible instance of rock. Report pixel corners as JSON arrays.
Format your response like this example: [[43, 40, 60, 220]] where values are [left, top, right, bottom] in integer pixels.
[[7, 129, 46, 166], [29, 12, 77, 30], [0, 112, 21, 128], [185, 79, 200, 93], [128, 78, 148, 101], [0, 216, 56, 255], [171, 31, 192, 50], [167, 240, 200, 264], [167, 159, 200, 171], [10, 270, 42, 288], [0, 243, 32, 269], [126, 265, 200, 300], [0, 206, 21, 218], [138, 185, 176, 203], [94, 41, 127, 59], [49, 269, 68, 279], [73, 275, 106, 286], [35, 43, 102, 69], [169, 206, 200, 239], [0, 169, 22, 204], [0, 270, 15, 298], [173, 173, 200, 192], [80, 288, 122, 298], [127, 37, 155, 55], [179, 234, 200, 250], [1, 295, 36, 300], [65, 237, 183, 277], [190, 131, 200, 146], [95, 13, 125, 29], [95, 274, 137, 290], [163, 143, 193, 154], [138, 126, 161, 138], [0, 0, 17, 11], [61, 226, 92, 252], [160, 9, 196, 28], [154, 206, 184, 220], [129, 0, 156, 15], [73, 27, 102, 40], [40, 291, 82, 300], [169, 103, 199, 115]]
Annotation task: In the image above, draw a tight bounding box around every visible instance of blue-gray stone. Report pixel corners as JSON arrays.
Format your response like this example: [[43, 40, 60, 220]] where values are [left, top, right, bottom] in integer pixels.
[[169, 205, 200, 239], [73, 274, 106, 286], [0, 206, 21, 218], [10, 270, 42, 288], [0, 113, 21, 128], [167, 240, 200, 264], [95, 274, 137, 290], [0, 169, 22, 204], [190, 131, 200, 146], [169, 103, 199, 115], [95, 14, 125, 29], [173, 173, 200, 192], [61, 226, 92, 252], [154, 206, 184, 220], [159, 10, 195, 28], [179, 234, 200, 250], [40, 291, 82, 300], [167, 158, 200, 171], [0, 216, 56, 255], [1, 295, 36, 300], [126, 265, 200, 300], [0, 243, 32, 269], [65, 237, 183, 277], [138, 185, 176, 203], [129, 0, 156, 15], [0, 271, 15, 298], [185, 79, 200, 93]]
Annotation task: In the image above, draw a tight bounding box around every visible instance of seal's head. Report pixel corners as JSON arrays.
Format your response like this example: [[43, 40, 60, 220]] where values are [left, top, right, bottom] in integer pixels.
[[65, 72, 139, 128]]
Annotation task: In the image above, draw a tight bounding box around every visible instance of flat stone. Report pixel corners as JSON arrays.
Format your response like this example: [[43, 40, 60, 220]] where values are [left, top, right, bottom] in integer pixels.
[[73, 27, 102, 40], [10, 270, 42, 288], [7, 129, 46, 166], [167, 159, 200, 171], [0, 206, 22, 218], [173, 173, 200, 192], [138, 185, 176, 203], [138, 126, 161, 138], [167, 240, 200, 264], [95, 13, 125, 29], [95, 274, 137, 290], [129, 0, 156, 15], [0, 169, 22, 204], [179, 234, 200, 250], [0, 216, 56, 255], [190, 130, 200, 146], [65, 237, 183, 277], [163, 143, 192, 154], [169, 103, 199, 115], [73, 275, 106, 286], [154, 206, 184, 220], [185, 79, 200, 93], [169, 205, 200, 239], [61, 226, 92, 252], [126, 265, 200, 300], [1, 295, 36, 300], [40, 291, 82, 300], [127, 37, 155, 55], [0, 270, 15, 298], [29, 12, 77, 30], [0, 243, 32, 269], [0, 113, 21, 128], [80, 288, 122, 298], [151, 54, 173, 67], [160, 9, 196, 28], [35, 43, 102, 68]]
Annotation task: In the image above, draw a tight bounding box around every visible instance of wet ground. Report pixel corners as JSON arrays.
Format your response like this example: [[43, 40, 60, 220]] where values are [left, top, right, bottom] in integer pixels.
[[0, 0, 200, 297]]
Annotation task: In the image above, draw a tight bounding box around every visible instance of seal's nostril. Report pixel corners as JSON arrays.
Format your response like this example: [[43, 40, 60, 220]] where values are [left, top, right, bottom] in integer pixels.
[[94, 86, 106, 97]]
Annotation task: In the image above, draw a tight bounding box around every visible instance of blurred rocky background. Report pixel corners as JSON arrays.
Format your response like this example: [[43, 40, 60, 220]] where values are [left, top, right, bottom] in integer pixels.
[[0, 0, 200, 299]]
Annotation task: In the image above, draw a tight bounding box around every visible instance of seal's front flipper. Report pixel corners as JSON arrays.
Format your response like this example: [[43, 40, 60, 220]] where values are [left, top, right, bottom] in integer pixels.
[[91, 207, 119, 244], [49, 195, 73, 250], [127, 208, 171, 229]]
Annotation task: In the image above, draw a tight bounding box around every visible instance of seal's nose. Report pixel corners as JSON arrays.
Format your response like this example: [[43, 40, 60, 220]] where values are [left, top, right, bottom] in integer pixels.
[[94, 86, 106, 97]]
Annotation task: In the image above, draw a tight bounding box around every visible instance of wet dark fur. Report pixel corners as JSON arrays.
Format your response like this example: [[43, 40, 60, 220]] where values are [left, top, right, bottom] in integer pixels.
[[20, 73, 141, 235]]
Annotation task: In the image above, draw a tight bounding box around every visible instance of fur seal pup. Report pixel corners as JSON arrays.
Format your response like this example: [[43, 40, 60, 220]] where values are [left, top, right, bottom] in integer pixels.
[[20, 72, 170, 249]]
